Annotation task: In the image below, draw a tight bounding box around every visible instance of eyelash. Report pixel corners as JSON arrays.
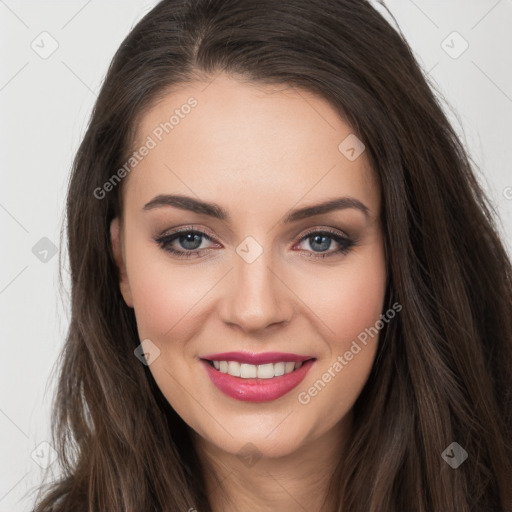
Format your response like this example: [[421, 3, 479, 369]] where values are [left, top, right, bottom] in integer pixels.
[[154, 225, 357, 260]]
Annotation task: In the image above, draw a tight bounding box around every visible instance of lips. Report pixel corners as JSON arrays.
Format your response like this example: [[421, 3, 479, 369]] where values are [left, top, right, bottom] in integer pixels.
[[199, 351, 316, 402]]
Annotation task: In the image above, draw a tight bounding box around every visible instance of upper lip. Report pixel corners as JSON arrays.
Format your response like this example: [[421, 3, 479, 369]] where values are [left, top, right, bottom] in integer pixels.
[[200, 351, 315, 365]]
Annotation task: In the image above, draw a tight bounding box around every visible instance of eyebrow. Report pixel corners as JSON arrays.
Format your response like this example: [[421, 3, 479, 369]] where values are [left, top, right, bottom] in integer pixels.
[[143, 194, 370, 222]]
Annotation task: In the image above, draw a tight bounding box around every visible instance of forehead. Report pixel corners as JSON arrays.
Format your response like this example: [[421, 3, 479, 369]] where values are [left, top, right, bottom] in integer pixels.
[[123, 73, 379, 219]]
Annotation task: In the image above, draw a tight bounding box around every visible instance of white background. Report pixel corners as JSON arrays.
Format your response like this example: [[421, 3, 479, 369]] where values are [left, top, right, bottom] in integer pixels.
[[1, 1, 511, 510]]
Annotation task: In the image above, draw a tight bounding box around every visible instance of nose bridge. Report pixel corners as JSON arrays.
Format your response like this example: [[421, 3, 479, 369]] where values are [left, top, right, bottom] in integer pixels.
[[222, 236, 291, 332]]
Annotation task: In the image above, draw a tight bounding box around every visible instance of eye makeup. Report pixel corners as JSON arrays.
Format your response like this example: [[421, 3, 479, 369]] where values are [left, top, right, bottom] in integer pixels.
[[153, 224, 358, 260]]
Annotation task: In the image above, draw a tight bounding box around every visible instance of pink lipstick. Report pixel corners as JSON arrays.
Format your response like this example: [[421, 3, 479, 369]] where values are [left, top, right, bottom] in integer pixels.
[[200, 351, 316, 402]]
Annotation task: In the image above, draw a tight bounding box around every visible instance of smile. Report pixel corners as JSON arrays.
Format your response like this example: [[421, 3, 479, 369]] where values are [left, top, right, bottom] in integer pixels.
[[200, 351, 316, 402]]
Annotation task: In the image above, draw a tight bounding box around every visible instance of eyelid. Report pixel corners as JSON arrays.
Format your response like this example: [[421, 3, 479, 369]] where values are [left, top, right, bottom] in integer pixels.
[[157, 224, 219, 242], [296, 226, 351, 240]]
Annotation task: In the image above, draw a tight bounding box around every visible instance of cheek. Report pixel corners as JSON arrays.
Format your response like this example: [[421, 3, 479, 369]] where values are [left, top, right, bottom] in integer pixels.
[[124, 242, 212, 342], [332, 270, 386, 345], [292, 249, 387, 418], [294, 250, 387, 355]]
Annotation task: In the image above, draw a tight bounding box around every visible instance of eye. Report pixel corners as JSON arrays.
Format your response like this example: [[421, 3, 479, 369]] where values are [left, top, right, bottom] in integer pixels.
[[154, 226, 218, 259], [154, 226, 357, 259], [293, 228, 356, 259]]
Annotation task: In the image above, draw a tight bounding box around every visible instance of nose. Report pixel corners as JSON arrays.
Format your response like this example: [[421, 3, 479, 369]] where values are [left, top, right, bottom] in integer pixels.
[[219, 248, 294, 335]]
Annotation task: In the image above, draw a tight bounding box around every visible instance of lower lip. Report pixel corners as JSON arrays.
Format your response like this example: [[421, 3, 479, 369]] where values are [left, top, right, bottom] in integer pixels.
[[200, 359, 315, 402]]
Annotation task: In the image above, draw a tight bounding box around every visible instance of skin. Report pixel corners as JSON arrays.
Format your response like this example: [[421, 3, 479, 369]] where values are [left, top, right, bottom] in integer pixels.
[[110, 72, 387, 512]]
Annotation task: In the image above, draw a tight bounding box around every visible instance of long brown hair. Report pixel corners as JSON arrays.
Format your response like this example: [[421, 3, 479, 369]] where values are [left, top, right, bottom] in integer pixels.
[[33, 0, 512, 510]]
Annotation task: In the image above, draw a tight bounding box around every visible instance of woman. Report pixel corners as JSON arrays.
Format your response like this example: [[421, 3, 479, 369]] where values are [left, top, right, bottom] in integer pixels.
[[33, 0, 512, 511]]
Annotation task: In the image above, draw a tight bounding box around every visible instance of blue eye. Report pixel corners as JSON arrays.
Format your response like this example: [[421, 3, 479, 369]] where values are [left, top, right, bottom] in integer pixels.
[[155, 229, 216, 258], [295, 230, 355, 258], [154, 227, 356, 259]]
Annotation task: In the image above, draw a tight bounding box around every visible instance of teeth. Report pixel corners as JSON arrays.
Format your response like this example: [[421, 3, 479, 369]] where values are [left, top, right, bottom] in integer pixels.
[[274, 362, 285, 376], [256, 363, 273, 379], [240, 363, 257, 378], [228, 361, 241, 377], [211, 360, 306, 379]]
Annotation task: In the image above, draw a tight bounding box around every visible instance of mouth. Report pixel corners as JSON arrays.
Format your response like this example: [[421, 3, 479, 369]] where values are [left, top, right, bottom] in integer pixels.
[[199, 352, 317, 402]]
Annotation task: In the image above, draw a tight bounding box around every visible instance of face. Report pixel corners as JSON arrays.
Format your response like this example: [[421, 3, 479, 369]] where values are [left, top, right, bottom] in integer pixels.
[[110, 73, 387, 460]]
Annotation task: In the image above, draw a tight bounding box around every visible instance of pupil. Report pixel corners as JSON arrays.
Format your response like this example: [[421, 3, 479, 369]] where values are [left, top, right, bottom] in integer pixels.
[[180, 233, 201, 250], [311, 234, 330, 252]]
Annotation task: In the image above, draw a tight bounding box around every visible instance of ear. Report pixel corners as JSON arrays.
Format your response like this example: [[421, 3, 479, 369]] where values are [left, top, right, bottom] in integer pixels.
[[110, 217, 134, 308]]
